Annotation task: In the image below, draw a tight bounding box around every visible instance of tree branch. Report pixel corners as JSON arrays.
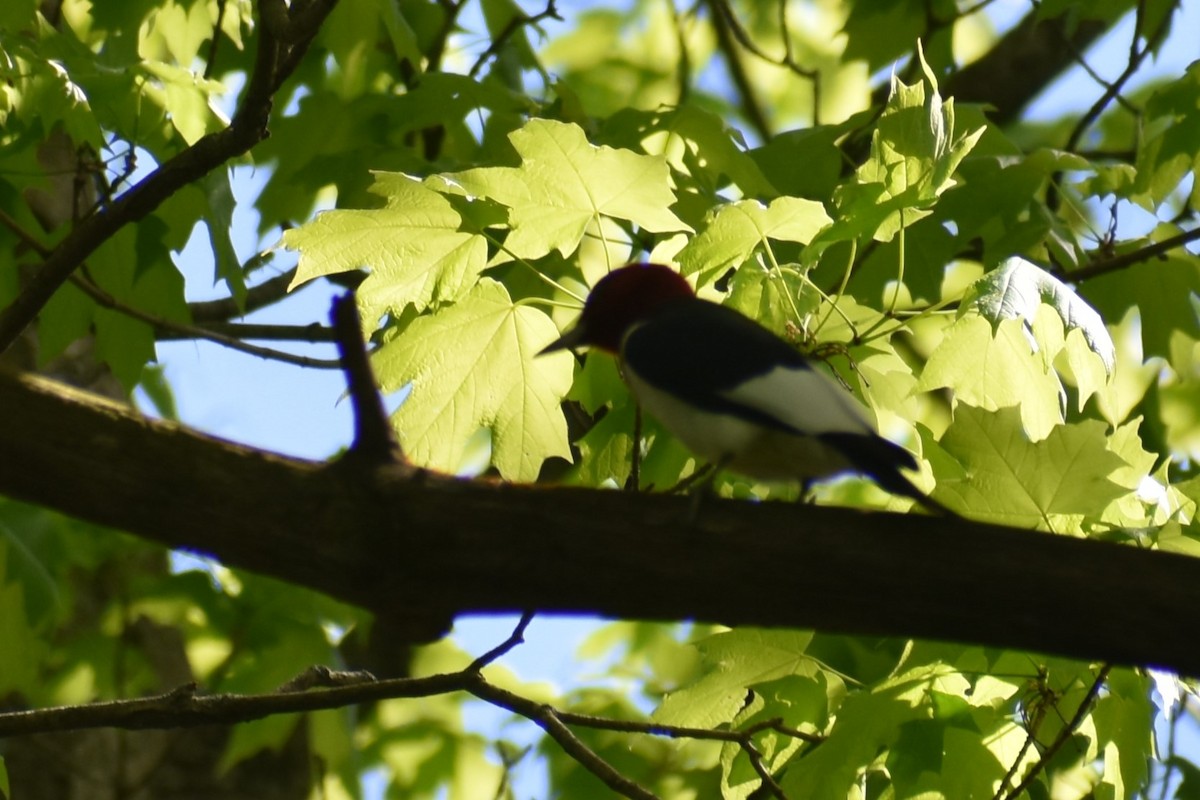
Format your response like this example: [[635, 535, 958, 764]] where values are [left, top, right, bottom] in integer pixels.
[[0, 611, 682, 800], [705, 0, 772, 142], [468, 679, 659, 800], [467, 0, 562, 79], [330, 293, 405, 464], [2, 371, 1200, 674], [1001, 664, 1114, 800], [187, 261, 293, 323], [942, 10, 1111, 126], [67, 273, 342, 369], [154, 322, 337, 343], [0, 0, 340, 354], [1060, 225, 1200, 282]]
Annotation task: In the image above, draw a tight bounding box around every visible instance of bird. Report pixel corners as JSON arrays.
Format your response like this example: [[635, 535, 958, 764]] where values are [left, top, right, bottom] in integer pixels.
[[540, 263, 946, 513]]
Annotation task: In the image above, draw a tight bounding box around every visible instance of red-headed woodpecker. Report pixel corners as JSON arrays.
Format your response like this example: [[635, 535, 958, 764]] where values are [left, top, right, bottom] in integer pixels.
[[542, 263, 942, 512]]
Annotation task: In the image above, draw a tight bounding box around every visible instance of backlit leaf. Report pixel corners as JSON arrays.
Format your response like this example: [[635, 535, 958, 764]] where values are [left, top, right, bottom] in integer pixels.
[[283, 173, 489, 327], [372, 280, 573, 481], [447, 119, 691, 259]]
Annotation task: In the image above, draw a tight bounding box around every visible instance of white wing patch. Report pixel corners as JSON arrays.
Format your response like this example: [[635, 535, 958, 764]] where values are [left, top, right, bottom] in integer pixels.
[[624, 362, 863, 480], [718, 364, 874, 436]]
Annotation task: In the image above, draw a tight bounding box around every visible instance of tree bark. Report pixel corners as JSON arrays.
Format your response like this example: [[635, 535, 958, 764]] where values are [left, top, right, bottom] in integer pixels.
[[2, 370, 1198, 674]]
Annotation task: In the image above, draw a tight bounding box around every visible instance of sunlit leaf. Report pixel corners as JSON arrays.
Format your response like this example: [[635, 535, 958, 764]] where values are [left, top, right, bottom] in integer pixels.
[[919, 314, 1065, 440], [447, 118, 691, 259], [373, 280, 573, 481], [934, 405, 1130, 530], [283, 173, 489, 326], [654, 629, 817, 729], [969, 256, 1115, 372], [677, 197, 831, 284]]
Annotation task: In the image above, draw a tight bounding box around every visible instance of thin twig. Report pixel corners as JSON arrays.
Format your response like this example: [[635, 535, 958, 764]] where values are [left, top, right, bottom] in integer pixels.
[[424, 0, 466, 72], [187, 258, 290, 322], [553, 710, 824, 746], [711, 0, 817, 82], [668, 0, 693, 106], [204, 0, 229, 80], [706, 0, 772, 142], [468, 611, 534, 672], [0, 607, 823, 800], [1059, 225, 1200, 282], [2, 206, 340, 368], [71, 273, 343, 369], [467, 0, 562, 79], [155, 322, 337, 342], [468, 679, 661, 800], [1063, 0, 1170, 154], [1002, 663, 1113, 800], [743, 735, 790, 800]]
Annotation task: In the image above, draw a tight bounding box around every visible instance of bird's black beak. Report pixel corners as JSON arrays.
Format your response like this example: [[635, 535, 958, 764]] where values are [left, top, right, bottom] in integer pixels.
[[538, 322, 589, 356]]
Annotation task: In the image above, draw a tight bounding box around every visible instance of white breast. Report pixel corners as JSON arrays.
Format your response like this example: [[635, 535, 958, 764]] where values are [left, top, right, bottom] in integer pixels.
[[624, 366, 857, 481]]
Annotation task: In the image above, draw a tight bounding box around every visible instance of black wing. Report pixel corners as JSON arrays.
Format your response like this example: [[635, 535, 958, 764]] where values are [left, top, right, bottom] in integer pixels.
[[621, 298, 814, 434]]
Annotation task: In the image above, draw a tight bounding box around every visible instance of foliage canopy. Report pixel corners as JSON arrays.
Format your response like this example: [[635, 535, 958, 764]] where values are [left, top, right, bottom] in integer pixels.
[[1, 0, 1200, 798]]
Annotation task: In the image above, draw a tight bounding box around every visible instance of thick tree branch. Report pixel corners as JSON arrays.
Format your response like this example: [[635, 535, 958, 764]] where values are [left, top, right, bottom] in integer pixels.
[[0, 0, 340, 354], [1, 372, 1200, 675], [942, 10, 1111, 125], [330, 293, 405, 464]]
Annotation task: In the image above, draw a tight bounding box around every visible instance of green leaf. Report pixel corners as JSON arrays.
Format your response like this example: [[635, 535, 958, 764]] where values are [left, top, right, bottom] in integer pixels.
[[447, 118, 691, 259], [1081, 253, 1200, 360], [969, 256, 1115, 373], [842, 0, 928, 70], [919, 314, 1065, 441], [137, 60, 227, 144], [201, 169, 245, 306], [781, 663, 965, 798], [834, 43, 985, 243], [676, 197, 831, 285], [1092, 669, 1154, 797], [0, 544, 42, 697], [750, 119, 867, 200], [390, 72, 532, 135], [139, 364, 179, 421], [572, 400, 635, 488], [1159, 333, 1200, 463], [721, 673, 833, 799], [724, 264, 816, 342], [481, 0, 543, 80], [0, 0, 35, 30], [218, 716, 301, 774], [935, 405, 1130, 529], [1169, 756, 1200, 800], [603, 105, 778, 199], [1134, 62, 1200, 210], [139, 0, 217, 66], [372, 280, 573, 481], [283, 173, 489, 325], [654, 629, 817, 729]]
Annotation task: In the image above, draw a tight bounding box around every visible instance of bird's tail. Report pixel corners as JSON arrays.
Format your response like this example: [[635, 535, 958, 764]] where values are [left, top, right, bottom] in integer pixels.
[[820, 433, 957, 517]]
